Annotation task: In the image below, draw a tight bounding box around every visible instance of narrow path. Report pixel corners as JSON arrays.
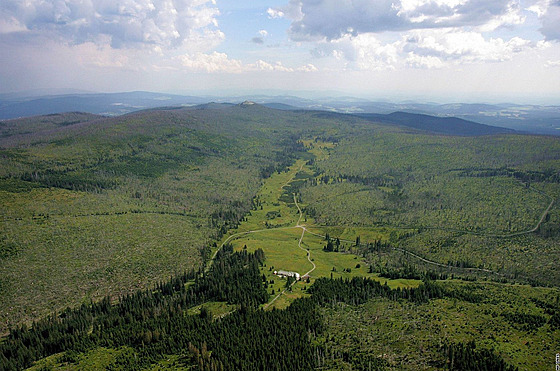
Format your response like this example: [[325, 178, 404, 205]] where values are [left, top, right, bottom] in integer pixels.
[[303, 226, 504, 276], [294, 194, 316, 277], [264, 193, 314, 309]]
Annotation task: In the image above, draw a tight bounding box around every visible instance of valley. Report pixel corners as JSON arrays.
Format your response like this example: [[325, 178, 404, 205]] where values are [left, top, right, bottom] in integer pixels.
[[1, 103, 559, 370]]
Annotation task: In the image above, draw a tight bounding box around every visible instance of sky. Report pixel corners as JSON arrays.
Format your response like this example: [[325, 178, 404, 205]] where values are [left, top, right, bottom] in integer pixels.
[[0, 0, 559, 103]]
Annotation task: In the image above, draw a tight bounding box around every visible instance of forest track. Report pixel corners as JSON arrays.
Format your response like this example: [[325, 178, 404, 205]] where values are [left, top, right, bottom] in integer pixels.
[[303, 227, 505, 276], [264, 193, 313, 309], [294, 193, 315, 278], [309, 189, 555, 239]]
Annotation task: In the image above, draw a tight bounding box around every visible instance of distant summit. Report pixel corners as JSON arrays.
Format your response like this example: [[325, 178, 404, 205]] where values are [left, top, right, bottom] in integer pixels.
[[356, 111, 516, 136], [240, 100, 257, 106]]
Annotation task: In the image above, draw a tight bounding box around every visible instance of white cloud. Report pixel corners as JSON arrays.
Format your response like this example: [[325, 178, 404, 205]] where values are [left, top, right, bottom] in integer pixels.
[[267, 8, 285, 19], [478, 1, 526, 32], [297, 63, 318, 72], [176, 53, 319, 74], [404, 29, 534, 63], [313, 33, 400, 71], [545, 59, 560, 67], [311, 28, 538, 71], [0, 0, 222, 49], [250, 60, 293, 72], [406, 52, 445, 68], [178, 52, 243, 73], [284, 0, 520, 41], [268, 1, 304, 21], [526, 0, 551, 17]]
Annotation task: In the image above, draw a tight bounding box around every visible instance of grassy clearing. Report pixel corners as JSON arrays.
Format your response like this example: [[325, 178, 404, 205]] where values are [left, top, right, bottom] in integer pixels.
[[27, 347, 129, 370], [218, 152, 422, 311]]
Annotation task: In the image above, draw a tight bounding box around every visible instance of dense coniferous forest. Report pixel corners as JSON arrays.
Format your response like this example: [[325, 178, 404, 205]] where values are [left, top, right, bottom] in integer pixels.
[[1, 253, 525, 370]]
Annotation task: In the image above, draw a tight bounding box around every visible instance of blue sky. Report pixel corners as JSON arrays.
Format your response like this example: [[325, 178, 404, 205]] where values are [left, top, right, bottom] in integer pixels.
[[0, 0, 559, 103]]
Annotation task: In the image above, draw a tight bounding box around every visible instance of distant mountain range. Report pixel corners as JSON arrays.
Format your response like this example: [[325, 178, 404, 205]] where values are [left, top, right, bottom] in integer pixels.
[[0, 91, 208, 119], [1, 91, 559, 135]]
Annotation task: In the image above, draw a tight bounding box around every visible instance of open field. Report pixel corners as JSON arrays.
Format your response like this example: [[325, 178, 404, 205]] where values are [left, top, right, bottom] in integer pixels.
[[220, 154, 426, 310]]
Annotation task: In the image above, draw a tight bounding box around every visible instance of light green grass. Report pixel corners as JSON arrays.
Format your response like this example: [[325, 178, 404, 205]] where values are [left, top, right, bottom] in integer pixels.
[[218, 154, 421, 311], [26, 347, 130, 370]]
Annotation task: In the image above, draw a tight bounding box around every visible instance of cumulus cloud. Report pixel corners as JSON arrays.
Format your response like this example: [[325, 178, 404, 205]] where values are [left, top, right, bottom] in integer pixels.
[[176, 53, 319, 74], [0, 0, 222, 49], [250, 60, 293, 72], [267, 8, 285, 19], [251, 29, 268, 44], [406, 53, 445, 68], [403, 29, 534, 63], [313, 33, 399, 70], [311, 29, 538, 71], [273, 0, 525, 41], [297, 63, 319, 72], [178, 52, 243, 73], [539, 1, 560, 40], [526, 0, 550, 16]]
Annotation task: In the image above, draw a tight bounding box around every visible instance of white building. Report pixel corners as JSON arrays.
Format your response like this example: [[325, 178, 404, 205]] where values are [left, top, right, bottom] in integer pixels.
[[274, 270, 301, 281]]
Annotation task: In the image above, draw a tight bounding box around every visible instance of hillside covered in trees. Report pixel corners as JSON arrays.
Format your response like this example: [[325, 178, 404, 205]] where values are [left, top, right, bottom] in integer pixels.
[[1, 103, 559, 370]]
